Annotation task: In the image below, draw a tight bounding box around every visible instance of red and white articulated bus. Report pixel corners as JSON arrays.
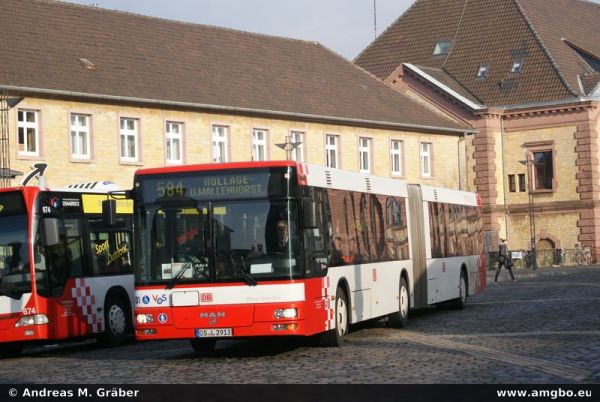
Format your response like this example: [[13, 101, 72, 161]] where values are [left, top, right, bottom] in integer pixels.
[[0, 181, 134, 357], [129, 161, 486, 351]]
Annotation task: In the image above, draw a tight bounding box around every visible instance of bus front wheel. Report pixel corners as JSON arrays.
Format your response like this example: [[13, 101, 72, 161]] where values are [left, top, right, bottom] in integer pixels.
[[320, 287, 348, 347], [0, 342, 24, 358], [387, 277, 409, 328], [191, 339, 217, 355], [99, 295, 131, 345]]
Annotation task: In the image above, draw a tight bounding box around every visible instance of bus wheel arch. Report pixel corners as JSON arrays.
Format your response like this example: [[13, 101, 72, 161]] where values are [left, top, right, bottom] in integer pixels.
[[320, 280, 350, 347], [98, 286, 133, 345]]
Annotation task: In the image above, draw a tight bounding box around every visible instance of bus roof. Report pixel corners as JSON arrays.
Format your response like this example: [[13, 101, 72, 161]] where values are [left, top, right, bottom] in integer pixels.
[[135, 161, 298, 177]]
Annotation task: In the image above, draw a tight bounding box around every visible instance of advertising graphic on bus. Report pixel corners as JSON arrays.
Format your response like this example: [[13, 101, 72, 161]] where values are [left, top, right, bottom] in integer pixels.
[[129, 161, 486, 352], [0, 181, 134, 357]]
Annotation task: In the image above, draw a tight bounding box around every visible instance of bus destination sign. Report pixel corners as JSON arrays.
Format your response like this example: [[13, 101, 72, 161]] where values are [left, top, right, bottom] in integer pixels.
[[139, 169, 289, 202]]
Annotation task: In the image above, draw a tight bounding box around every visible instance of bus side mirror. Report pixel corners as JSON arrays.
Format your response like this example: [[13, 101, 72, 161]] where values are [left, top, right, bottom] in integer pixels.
[[43, 218, 60, 247], [303, 198, 317, 229], [102, 199, 117, 226]]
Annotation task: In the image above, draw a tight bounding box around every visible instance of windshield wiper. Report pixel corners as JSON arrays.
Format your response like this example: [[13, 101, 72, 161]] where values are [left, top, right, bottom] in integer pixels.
[[233, 255, 257, 287], [165, 260, 193, 290]]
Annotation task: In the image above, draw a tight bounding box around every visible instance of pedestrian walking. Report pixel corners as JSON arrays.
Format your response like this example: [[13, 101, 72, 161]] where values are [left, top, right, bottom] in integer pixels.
[[495, 238, 516, 282]]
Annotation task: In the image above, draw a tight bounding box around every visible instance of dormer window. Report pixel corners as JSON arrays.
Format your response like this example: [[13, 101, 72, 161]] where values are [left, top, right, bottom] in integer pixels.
[[511, 60, 524, 74], [476, 64, 489, 79], [432, 40, 452, 56]]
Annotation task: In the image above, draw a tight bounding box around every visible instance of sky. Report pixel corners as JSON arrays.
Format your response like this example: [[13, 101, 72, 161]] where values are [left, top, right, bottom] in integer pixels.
[[64, 0, 415, 60]]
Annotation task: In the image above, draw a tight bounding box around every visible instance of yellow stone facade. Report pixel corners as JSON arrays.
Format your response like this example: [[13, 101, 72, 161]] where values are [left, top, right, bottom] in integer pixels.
[[8, 97, 467, 190]]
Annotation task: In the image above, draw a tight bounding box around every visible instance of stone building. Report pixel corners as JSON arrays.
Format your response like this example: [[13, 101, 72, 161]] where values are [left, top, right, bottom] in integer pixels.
[[355, 0, 600, 263], [0, 0, 471, 195]]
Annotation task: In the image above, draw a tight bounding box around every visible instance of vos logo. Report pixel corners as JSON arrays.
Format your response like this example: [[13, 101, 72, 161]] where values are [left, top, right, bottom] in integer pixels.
[[152, 294, 168, 305]]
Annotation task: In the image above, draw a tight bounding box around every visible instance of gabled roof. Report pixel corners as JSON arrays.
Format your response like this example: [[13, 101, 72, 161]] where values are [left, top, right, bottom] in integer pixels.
[[355, 0, 600, 108], [0, 0, 468, 133]]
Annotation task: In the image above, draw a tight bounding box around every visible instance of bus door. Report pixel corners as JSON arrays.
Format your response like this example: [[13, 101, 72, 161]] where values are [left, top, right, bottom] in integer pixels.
[[41, 216, 88, 339]]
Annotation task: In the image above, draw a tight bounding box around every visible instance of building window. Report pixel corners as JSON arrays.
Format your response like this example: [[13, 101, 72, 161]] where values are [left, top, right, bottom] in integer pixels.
[[532, 150, 553, 190], [17, 110, 39, 156], [420, 142, 433, 177], [511, 60, 524, 74], [390, 140, 404, 176], [325, 134, 339, 168], [359, 137, 371, 174], [433, 40, 452, 56], [508, 175, 516, 192], [70, 114, 91, 160], [165, 121, 183, 164], [252, 128, 268, 161], [212, 125, 229, 163], [290, 131, 304, 162], [518, 174, 526, 192], [119, 118, 139, 162], [476, 64, 489, 79]]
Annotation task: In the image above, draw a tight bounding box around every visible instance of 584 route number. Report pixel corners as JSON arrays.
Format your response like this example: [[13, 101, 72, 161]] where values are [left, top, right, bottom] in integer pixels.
[[156, 181, 184, 197]]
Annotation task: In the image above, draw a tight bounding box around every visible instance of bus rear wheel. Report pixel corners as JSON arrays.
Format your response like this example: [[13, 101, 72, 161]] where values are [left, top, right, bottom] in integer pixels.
[[452, 270, 467, 310], [387, 277, 409, 328], [320, 287, 348, 347], [191, 339, 217, 354]]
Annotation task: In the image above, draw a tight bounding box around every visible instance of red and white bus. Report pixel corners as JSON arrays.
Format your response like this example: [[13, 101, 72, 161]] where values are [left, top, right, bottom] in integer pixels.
[[130, 161, 486, 351], [0, 182, 134, 357]]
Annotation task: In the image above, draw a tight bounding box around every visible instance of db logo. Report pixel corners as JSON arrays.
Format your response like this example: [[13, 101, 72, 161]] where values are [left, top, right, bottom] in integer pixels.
[[201, 293, 213, 303]]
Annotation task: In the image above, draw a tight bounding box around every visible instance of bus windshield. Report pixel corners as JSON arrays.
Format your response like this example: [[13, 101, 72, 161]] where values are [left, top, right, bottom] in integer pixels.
[[136, 199, 300, 285], [0, 214, 32, 297]]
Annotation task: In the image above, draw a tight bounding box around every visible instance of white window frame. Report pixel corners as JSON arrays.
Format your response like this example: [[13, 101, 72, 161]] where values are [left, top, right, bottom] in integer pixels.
[[17, 109, 40, 157], [390, 139, 404, 176], [119, 117, 139, 162], [165, 121, 183, 164], [359, 137, 371, 174], [420, 142, 433, 178], [325, 134, 339, 168], [70, 113, 91, 160], [212, 125, 229, 163], [252, 128, 268, 161], [290, 131, 305, 162]]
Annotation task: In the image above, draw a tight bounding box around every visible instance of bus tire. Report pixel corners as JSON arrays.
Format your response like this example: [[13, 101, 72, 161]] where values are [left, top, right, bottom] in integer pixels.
[[0, 342, 24, 358], [453, 270, 467, 310], [100, 295, 131, 345], [387, 277, 409, 328], [320, 287, 348, 347], [190, 339, 217, 354]]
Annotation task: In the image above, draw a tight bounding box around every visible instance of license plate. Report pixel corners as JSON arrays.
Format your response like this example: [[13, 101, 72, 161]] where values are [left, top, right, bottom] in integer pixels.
[[194, 328, 233, 338]]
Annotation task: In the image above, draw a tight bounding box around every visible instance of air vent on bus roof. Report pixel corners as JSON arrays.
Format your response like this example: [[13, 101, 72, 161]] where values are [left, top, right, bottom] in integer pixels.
[[325, 170, 332, 186], [365, 177, 372, 192], [433, 189, 439, 201]]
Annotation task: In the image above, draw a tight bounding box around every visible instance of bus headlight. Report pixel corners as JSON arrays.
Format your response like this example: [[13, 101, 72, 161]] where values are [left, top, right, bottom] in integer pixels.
[[15, 314, 49, 327], [136, 314, 154, 324], [274, 308, 298, 319]]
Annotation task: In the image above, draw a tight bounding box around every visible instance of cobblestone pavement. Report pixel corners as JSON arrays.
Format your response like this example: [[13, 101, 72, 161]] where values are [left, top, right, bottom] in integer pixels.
[[1, 266, 599, 384]]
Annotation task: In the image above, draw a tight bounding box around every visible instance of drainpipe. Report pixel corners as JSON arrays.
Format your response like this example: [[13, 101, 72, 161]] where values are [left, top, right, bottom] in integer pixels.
[[500, 115, 509, 241]]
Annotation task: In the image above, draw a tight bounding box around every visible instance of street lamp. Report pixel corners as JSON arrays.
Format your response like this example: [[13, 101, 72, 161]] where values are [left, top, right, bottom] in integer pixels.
[[275, 135, 302, 160], [519, 155, 537, 270]]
